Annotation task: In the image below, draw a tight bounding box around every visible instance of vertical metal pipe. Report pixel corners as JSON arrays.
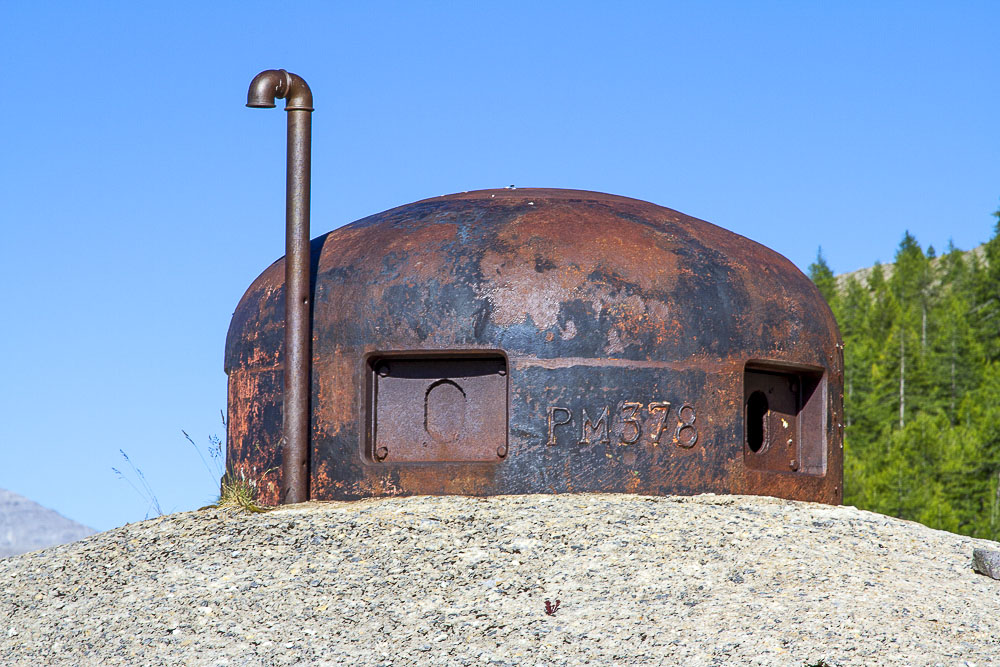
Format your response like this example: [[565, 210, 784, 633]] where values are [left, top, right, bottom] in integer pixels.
[[247, 69, 314, 504], [283, 108, 311, 504]]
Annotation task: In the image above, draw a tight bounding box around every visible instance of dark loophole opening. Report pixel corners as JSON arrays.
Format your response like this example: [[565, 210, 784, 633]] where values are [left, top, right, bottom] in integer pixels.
[[746, 390, 768, 453]]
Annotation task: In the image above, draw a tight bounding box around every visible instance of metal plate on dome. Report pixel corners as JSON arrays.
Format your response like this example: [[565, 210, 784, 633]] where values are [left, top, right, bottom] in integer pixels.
[[366, 354, 508, 463], [743, 365, 827, 476]]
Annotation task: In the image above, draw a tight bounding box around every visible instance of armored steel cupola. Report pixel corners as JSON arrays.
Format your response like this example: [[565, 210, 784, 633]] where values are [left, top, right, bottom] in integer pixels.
[[226, 185, 844, 505]]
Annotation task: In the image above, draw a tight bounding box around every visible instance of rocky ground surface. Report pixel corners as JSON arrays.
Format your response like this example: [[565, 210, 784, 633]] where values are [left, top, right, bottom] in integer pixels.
[[1, 493, 998, 666]]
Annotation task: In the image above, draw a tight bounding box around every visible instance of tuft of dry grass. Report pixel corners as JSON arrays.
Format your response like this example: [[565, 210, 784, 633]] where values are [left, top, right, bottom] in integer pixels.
[[210, 468, 273, 514], [186, 414, 274, 514]]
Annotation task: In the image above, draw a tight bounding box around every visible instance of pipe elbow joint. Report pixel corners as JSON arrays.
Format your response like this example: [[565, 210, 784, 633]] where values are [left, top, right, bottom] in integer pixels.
[[247, 69, 313, 112]]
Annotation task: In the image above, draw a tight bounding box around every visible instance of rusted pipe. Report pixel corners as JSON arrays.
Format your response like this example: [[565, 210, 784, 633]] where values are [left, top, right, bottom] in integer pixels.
[[246, 69, 313, 504]]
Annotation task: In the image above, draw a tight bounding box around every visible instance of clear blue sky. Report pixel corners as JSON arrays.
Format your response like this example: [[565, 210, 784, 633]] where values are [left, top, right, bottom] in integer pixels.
[[2, 2, 997, 531]]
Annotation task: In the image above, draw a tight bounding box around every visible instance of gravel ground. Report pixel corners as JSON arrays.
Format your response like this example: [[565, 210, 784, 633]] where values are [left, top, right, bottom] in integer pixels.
[[1, 493, 998, 666]]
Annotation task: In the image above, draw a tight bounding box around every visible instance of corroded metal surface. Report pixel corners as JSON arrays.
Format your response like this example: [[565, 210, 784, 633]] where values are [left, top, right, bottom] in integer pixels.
[[225, 189, 844, 504]]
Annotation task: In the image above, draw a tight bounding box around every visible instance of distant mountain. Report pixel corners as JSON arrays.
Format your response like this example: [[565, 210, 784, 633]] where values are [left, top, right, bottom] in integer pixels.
[[0, 489, 96, 558], [834, 243, 985, 290]]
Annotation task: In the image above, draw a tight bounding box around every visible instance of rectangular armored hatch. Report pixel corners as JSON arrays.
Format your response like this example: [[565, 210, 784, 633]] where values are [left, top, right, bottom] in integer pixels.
[[743, 364, 827, 476], [366, 354, 508, 463]]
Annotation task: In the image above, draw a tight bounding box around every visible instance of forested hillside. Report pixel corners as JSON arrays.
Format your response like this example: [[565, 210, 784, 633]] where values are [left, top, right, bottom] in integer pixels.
[[809, 207, 1000, 540]]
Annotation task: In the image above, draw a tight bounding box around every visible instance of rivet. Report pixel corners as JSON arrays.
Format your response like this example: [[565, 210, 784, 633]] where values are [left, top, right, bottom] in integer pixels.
[[789, 459, 799, 471], [374, 446, 389, 461], [496, 444, 508, 458], [497, 368, 507, 376], [377, 364, 390, 377]]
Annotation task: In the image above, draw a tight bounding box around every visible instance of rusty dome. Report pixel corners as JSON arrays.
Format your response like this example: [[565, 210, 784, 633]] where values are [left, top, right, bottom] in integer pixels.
[[225, 188, 843, 505]]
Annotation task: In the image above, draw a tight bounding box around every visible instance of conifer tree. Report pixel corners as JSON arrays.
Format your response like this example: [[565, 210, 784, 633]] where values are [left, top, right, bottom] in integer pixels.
[[813, 207, 1000, 539], [808, 247, 838, 309]]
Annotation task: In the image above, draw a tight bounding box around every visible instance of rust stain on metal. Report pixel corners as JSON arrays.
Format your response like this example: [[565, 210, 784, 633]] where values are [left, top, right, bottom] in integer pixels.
[[226, 188, 843, 504], [313, 349, 357, 439]]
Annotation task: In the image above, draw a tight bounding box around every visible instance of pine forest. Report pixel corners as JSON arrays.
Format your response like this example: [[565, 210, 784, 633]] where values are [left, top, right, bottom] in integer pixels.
[[808, 207, 1000, 540]]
